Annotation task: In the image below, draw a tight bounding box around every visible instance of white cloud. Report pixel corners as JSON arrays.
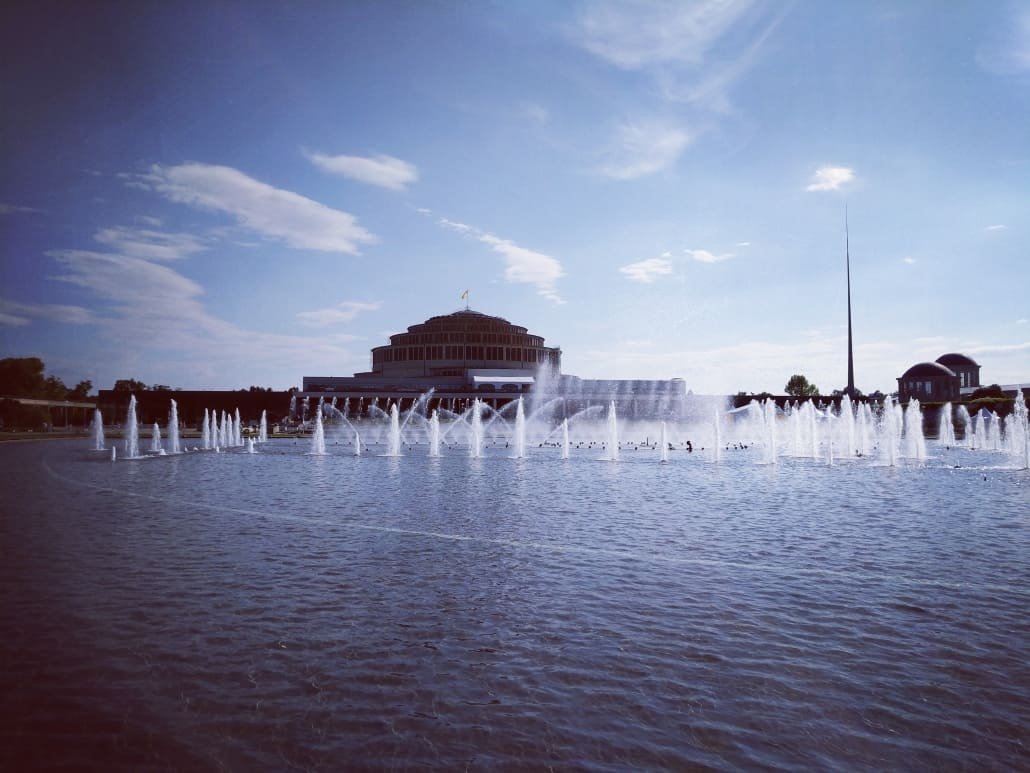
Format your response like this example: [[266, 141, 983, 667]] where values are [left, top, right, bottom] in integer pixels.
[[619, 257, 674, 283], [435, 219, 564, 303], [736, 241, 751, 247], [479, 234, 565, 303], [137, 163, 376, 254], [902, 256, 917, 264], [599, 121, 691, 179], [0, 297, 95, 327], [304, 150, 418, 191], [1017, 318, 1028, 324], [297, 301, 382, 327], [806, 165, 855, 192], [686, 248, 733, 263], [985, 224, 1007, 231], [574, 0, 755, 70], [94, 225, 207, 261], [416, 207, 432, 215]]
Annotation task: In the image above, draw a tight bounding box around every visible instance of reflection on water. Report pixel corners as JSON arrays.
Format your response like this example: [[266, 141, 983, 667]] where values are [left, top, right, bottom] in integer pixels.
[[1, 439, 1028, 770]]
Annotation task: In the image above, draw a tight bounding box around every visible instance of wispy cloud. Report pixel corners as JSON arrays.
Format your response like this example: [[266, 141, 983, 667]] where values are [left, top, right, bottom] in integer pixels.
[[297, 300, 382, 327], [304, 150, 418, 191], [806, 165, 855, 192], [598, 120, 691, 179], [572, 0, 779, 113], [0, 203, 42, 215], [94, 225, 207, 261], [985, 224, 1007, 231], [0, 298, 94, 327], [574, 0, 755, 70], [977, 8, 1030, 74], [436, 218, 564, 303], [685, 248, 733, 263], [619, 257, 674, 283], [136, 163, 376, 254], [902, 256, 917, 264], [44, 249, 357, 388]]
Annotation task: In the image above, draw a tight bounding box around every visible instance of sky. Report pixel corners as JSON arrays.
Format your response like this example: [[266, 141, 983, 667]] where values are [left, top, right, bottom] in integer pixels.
[[1, 0, 1028, 395]]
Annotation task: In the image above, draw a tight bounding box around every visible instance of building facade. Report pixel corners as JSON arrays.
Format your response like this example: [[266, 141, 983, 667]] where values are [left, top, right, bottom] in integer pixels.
[[896, 353, 981, 402], [304, 309, 688, 419]]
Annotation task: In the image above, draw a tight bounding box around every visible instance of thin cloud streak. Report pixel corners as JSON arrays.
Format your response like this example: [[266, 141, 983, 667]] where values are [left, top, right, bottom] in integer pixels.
[[436, 218, 565, 303], [0, 298, 95, 327], [297, 301, 383, 327], [304, 150, 418, 191], [94, 225, 207, 261], [619, 257, 674, 283]]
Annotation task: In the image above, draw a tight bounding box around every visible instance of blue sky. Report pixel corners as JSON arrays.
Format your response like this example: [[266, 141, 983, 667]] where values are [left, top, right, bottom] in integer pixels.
[[2, 0, 1028, 395]]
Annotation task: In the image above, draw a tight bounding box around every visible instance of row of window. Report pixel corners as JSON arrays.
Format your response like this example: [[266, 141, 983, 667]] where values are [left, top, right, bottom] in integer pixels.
[[392, 332, 543, 346], [376, 346, 557, 364]]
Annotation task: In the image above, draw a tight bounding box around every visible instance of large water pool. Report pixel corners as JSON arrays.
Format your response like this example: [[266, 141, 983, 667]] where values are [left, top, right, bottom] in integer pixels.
[[2, 439, 1027, 769]]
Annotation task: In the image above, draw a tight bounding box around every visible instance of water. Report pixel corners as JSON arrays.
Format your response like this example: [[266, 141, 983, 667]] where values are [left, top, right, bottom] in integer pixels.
[[1, 438, 1027, 770]]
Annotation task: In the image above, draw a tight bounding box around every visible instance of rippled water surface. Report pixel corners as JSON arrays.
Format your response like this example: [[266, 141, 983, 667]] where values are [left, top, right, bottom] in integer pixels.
[[2, 439, 1028, 770]]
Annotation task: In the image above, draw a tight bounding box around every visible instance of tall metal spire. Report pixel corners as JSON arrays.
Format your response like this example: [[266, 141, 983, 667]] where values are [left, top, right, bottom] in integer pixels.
[[845, 204, 855, 396]]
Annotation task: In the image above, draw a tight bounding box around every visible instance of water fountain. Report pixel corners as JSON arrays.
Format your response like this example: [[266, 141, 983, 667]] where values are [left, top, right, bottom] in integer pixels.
[[169, 399, 180, 454], [259, 410, 268, 442], [201, 408, 210, 450], [470, 399, 483, 458], [429, 411, 441, 458], [956, 405, 973, 447], [310, 410, 326, 455], [387, 403, 401, 456], [150, 422, 162, 454], [713, 410, 722, 462], [606, 401, 619, 461], [660, 421, 669, 463], [902, 399, 927, 460], [124, 395, 139, 459], [938, 402, 956, 446], [91, 408, 105, 450], [513, 398, 526, 459], [561, 418, 570, 460]]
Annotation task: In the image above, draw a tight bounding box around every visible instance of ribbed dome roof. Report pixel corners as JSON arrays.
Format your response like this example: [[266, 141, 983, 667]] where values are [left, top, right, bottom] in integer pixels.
[[936, 352, 979, 369], [901, 361, 956, 379]]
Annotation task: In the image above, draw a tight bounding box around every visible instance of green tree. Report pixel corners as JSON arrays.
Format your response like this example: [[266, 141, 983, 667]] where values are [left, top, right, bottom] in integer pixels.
[[113, 378, 148, 392], [0, 357, 48, 396], [68, 380, 92, 399], [785, 374, 819, 397]]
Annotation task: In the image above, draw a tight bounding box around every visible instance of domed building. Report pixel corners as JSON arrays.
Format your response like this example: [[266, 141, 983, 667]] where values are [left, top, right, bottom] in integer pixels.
[[303, 308, 688, 419], [367, 309, 560, 378], [935, 353, 981, 391], [896, 353, 981, 402]]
